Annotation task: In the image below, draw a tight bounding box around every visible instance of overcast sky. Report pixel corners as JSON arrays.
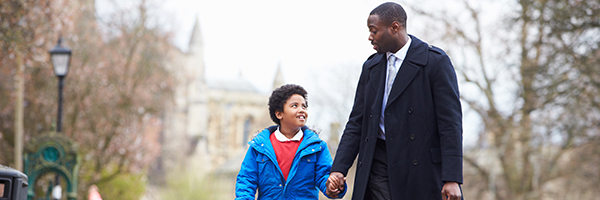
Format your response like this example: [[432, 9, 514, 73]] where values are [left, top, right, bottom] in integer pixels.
[[96, 0, 510, 146], [157, 0, 386, 94]]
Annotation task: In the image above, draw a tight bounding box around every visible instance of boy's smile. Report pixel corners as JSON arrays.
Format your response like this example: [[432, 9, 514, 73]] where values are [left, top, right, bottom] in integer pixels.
[[276, 94, 308, 135]]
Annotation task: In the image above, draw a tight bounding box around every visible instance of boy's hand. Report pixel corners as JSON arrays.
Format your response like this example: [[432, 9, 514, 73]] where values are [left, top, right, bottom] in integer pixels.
[[326, 172, 346, 198]]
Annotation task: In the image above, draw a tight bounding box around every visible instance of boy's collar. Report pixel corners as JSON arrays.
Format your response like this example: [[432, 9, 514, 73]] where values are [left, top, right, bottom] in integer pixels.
[[274, 126, 303, 142]]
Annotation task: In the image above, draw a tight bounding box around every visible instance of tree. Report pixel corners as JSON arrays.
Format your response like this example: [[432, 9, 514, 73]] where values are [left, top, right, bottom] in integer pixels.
[[410, 0, 600, 199], [1, 0, 72, 165], [308, 63, 361, 139], [0, 0, 175, 198]]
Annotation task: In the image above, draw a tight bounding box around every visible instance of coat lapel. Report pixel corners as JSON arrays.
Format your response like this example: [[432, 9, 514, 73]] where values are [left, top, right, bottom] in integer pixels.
[[386, 63, 419, 107], [368, 55, 386, 92], [368, 55, 387, 114], [386, 35, 428, 107]]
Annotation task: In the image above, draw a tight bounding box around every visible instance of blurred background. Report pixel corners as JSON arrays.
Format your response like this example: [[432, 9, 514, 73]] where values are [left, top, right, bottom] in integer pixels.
[[1, 0, 599, 199]]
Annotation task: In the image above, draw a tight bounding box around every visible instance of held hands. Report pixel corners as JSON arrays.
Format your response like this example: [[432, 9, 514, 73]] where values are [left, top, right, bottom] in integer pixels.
[[441, 181, 462, 200], [326, 172, 346, 198]]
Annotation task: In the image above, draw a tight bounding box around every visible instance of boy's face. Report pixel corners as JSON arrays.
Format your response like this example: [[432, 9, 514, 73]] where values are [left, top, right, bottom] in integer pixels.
[[276, 94, 308, 128]]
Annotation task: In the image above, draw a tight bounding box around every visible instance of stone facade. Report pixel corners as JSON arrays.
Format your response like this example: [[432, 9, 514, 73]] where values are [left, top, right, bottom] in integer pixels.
[[154, 18, 281, 186]]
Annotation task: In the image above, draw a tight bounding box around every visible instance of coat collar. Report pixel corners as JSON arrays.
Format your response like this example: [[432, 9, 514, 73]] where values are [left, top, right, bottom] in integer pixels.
[[366, 35, 428, 70], [366, 35, 430, 108]]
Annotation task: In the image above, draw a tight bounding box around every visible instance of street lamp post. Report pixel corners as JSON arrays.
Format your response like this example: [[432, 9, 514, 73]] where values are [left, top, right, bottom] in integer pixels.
[[49, 37, 71, 200], [49, 37, 72, 133]]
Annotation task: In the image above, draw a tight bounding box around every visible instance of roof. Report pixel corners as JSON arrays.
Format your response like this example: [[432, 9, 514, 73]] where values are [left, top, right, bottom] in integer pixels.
[[0, 165, 28, 180], [206, 78, 261, 93]]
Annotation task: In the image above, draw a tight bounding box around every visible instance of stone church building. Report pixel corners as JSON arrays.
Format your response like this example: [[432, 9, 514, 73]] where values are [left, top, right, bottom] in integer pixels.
[[146, 18, 343, 200], [151, 18, 284, 187], [50, 1, 349, 199]]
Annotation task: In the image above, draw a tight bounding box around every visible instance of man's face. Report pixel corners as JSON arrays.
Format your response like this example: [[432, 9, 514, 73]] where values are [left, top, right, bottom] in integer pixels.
[[368, 14, 395, 54]]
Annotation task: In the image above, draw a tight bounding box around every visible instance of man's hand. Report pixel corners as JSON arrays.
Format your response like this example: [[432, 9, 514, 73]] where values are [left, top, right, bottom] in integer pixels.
[[326, 172, 346, 198], [441, 181, 462, 200]]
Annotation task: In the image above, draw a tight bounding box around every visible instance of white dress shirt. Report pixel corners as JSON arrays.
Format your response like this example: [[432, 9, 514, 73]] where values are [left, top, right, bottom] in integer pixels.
[[274, 126, 303, 142], [379, 36, 412, 140]]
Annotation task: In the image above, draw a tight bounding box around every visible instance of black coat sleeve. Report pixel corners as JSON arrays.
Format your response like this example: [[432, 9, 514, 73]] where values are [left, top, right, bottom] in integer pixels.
[[331, 56, 373, 176], [429, 47, 463, 183]]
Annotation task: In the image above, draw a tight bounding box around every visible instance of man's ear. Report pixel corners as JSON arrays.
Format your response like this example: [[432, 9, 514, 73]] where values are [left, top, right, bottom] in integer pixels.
[[276, 110, 283, 120], [390, 21, 405, 34]]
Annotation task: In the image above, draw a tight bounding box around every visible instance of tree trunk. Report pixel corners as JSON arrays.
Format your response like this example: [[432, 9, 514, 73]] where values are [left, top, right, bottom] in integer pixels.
[[14, 48, 24, 171]]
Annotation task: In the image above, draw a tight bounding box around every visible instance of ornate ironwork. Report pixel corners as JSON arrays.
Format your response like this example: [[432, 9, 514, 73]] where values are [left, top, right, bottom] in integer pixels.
[[23, 132, 80, 200]]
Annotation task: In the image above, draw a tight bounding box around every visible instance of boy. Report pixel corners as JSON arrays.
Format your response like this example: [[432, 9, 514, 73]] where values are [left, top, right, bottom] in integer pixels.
[[235, 84, 346, 199]]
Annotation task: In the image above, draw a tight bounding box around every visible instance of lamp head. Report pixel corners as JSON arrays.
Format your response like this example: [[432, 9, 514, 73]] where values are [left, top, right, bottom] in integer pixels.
[[49, 37, 72, 77]]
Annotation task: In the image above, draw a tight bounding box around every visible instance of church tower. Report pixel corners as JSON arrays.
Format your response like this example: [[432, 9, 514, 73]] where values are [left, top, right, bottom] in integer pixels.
[[273, 63, 285, 90], [188, 16, 206, 83]]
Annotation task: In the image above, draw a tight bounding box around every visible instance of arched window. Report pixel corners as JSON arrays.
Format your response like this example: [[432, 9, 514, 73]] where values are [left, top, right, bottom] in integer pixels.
[[243, 117, 253, 146]]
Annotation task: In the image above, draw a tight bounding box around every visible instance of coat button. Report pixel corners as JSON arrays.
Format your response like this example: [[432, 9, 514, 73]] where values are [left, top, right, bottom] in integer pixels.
[[308, 159, 311, 162], [410, 134, 415, 140], [413, 159, 418, 166], [279, 184, 282, 187], [387, 112, 390, 116], [365, 137, 369, 142], [358, 161, 362, 167], [408, 108, 413, 114]]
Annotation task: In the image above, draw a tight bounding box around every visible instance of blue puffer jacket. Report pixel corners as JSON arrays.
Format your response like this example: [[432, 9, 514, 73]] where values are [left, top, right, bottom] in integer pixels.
[[235, 125, 346, 199]]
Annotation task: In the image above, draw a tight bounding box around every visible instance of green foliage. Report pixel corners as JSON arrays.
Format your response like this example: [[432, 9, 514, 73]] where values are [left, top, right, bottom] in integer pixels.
[[159, 171, 225, 199], [96, 172, 147, 200]]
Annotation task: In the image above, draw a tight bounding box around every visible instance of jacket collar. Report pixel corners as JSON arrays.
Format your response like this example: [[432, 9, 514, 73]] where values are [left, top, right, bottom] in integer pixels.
[[250, 125, 321, 153]]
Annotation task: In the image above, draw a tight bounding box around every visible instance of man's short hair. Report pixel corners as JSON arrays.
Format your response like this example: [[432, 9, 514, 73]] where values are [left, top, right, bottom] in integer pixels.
[[268, 84, 308, 125], [370, 2, 407, 28]]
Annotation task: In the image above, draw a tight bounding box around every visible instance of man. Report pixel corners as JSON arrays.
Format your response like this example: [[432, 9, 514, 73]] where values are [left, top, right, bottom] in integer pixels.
[[326, 2, 463, 200]]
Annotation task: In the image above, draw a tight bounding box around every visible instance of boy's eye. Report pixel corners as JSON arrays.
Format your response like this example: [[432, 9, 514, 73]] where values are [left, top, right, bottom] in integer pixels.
[[292, 104, 297, 108]]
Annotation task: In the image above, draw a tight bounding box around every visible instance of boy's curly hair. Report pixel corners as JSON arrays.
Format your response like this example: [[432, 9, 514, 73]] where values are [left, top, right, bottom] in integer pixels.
[[268, 84, 308, 125]]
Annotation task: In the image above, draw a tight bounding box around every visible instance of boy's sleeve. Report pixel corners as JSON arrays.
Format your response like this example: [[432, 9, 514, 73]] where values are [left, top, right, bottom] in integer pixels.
[[235, 147, 259, 200], [316, 142, 347, 199]]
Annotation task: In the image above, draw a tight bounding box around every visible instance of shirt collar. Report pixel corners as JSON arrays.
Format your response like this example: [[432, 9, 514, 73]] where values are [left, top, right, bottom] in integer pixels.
[[274, 126, 303, 142], [386, 35, 412, 61]]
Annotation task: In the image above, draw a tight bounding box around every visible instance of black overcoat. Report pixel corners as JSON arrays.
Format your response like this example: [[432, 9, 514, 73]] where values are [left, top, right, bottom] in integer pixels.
[[331, 35, 463, 200]]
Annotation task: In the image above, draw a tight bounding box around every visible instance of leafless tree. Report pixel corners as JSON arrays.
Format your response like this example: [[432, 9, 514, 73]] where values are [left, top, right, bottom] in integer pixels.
[[1, 0, 175, 198], [409, 0, 600, 199], [308, 63, 361, 141]]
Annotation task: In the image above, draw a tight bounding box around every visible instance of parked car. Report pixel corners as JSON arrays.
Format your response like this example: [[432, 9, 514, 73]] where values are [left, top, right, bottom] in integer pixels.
[[0, 165, 28, 200]]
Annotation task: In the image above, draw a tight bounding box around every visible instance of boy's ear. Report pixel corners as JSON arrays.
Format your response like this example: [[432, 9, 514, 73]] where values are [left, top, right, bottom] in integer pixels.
[[275, 110, 283, 120]]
